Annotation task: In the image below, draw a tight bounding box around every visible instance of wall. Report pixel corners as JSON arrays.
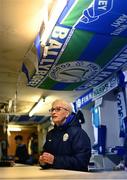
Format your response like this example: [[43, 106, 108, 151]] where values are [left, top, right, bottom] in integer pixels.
[[37, 120, 51, 153], [8, 128, 37, 156], [81, 90, 123, 149], [100, 91, 123, 148], [81, 109, 95, 146]]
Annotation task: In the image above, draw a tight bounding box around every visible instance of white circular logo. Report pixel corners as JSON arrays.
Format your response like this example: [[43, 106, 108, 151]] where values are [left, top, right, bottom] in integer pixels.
[[63, 133, 69, 141], [76, 99, 82, 109], [49, 61, 100, 83]]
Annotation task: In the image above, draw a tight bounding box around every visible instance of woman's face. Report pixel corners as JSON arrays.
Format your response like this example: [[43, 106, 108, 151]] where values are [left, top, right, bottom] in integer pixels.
[[50, 101, 70, 126]]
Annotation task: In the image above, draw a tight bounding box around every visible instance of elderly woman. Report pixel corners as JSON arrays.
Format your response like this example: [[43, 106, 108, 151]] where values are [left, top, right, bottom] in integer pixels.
[[39, 99, 91, 171]]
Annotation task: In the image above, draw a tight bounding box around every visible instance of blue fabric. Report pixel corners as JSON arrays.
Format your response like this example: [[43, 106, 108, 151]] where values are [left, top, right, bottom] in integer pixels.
[[118, 70, 125, 88], [15, 144, 29, 164], [62, 113, 75, 126], [124, 117, 127, 134], [34, 34, 42, 61], [22, 64, 30, 82], [91, 107, 100, 128], [97, 125, 107, 155]]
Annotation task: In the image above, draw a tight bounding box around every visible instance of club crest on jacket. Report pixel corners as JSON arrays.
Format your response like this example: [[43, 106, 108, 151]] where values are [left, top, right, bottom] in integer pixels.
[[63, 133, 69, 141]]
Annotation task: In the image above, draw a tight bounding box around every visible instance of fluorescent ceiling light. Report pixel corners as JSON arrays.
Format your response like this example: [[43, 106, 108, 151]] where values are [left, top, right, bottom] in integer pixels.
[[8, 126, 21, 132], [29, 98, 45, 117]]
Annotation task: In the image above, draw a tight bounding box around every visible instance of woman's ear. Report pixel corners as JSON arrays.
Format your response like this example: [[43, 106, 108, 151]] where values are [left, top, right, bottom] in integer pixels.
[[66, 112, 70, 118]]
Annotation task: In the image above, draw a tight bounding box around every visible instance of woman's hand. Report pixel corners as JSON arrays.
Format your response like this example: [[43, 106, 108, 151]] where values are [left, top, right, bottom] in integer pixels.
[[39, 152, 54, 165]]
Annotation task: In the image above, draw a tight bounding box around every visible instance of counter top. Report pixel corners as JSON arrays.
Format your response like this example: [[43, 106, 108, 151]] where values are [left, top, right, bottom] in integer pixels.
[[0, 164, 126, 179]]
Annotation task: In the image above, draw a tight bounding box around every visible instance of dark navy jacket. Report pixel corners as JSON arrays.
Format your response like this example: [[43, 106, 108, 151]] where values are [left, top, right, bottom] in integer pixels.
[[41, 113, 91, 171], [15, 144, 29, 164]]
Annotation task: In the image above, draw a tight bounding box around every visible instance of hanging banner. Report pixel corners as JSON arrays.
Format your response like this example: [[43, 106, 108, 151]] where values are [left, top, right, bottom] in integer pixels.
[[117, 91, 127, 137], [60, 0, 127, 37], [73, 73, 118, 109], [74, 89, 93, 111], [22, 0, 127, 91], [28, 25, 73, 87], [93, 74, 118, 100]]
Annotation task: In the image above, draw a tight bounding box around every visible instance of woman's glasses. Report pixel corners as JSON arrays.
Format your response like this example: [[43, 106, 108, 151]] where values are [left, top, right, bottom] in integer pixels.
[[49, 107, 69, 113]]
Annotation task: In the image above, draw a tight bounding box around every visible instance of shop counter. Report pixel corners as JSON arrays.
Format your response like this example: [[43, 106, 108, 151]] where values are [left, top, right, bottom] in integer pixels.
[[0, 164, 126, 179]]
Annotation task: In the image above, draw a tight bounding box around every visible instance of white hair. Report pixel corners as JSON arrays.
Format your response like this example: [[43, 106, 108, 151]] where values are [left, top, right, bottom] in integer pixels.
[[52, 99, 73, 114]]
